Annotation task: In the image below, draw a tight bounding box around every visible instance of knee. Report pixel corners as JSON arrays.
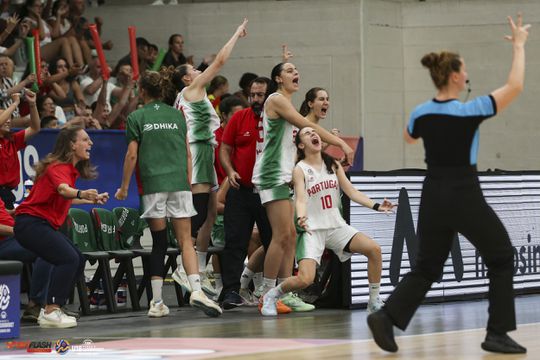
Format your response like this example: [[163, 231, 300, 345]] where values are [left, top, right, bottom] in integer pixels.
[[366, 243, 382, 260]]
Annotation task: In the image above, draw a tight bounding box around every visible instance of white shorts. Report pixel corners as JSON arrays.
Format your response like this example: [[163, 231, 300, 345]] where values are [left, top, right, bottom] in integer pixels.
[[141, 191, 197, 219], [296, 225, 358, 265]]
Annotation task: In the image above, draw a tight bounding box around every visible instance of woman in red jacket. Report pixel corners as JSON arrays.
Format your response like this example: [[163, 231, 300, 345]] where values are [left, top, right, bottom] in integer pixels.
[[14, 125, 108, 328]]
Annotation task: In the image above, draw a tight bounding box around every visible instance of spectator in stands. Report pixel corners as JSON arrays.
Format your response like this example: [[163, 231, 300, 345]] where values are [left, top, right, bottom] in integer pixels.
[[14, 125, 109, 328], [113, 37, 151, 75], [47, 0, 86, 68], [48, 57, 85, 119], [21, 0, 83, 70], [233, 72, 257, 106], [40, 114, 58, 129], [37, 95, 66, 126], [92, 73, 134, 129], [0, 14, 30, 58], [68, 0, 112, 65], [0, 90, 39, 210], [148, 43, 158, 68], [79, 52, 119, 108], [207, 75, 228, 113], [0, 54, 36, 124], [161, 33, 212, 71]]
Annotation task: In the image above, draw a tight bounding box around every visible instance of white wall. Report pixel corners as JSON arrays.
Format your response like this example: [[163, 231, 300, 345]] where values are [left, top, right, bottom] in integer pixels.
[[87, 0, 540, 171]]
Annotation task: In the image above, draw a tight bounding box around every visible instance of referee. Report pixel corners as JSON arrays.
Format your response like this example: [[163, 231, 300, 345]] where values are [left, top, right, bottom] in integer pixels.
[[368, 14, 530, 354]]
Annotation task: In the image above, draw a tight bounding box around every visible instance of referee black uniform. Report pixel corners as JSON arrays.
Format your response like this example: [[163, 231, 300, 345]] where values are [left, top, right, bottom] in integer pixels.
[[385, 95, 516, 335]]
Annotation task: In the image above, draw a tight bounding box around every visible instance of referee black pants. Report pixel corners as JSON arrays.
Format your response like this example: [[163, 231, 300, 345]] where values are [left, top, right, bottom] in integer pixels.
[[219, 186, 272, 299], [385, 167, 516, 334]]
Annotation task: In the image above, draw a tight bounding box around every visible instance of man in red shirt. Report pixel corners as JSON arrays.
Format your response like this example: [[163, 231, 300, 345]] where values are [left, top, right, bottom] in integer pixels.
[[218, 77, 273, 308], [0, 90, 40, 209]]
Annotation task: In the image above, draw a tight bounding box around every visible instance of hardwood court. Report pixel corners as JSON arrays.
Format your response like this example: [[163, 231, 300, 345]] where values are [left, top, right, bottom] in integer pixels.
[[9, 293, 540, 359]]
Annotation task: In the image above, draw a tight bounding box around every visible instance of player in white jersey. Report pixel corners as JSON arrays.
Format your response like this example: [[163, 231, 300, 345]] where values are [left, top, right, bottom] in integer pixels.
[[251, 62, 355, 301], [260, 127, 396, 316], [165, 19, 248, 297]]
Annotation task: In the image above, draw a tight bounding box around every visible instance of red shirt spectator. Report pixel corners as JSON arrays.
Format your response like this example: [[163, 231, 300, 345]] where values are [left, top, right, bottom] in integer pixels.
[[0, 198, 14, 242], [214, 126, 226, 185], [16, 162, 79, 230], [221, 108, 261, 188], [0, 129, 26, 188]]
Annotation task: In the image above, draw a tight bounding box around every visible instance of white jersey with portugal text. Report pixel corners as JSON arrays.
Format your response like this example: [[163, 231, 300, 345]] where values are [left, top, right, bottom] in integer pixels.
[[174, 89, 220, 146], [252, 93, 298, 189], [297, 160, 346, 231]]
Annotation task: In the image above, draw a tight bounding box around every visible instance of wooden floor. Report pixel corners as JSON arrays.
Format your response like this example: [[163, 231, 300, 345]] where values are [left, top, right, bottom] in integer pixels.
[[7, 292, 540, 359]]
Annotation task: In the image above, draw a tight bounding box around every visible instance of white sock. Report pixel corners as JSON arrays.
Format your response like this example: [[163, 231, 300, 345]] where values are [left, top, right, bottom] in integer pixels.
[[277, 277, 288, 285], [188, 274, 202, 292], [151, 279, 163, 303], [196, 251, 207, 273], [214, 273, 223, 294], [253, 272, 263, 289], [240, 267, 255, 289], [369, 283, 380, 302], [266, 284, 284, 299], [263, 277, 276, 292]]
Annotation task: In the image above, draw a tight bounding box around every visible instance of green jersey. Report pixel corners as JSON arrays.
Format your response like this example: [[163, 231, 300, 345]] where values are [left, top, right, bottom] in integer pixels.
[[126, 101, 190, 195]]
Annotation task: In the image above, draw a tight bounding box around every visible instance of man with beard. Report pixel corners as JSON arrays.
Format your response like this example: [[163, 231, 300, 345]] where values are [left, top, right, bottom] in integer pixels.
[[218, 77, 274, 308]]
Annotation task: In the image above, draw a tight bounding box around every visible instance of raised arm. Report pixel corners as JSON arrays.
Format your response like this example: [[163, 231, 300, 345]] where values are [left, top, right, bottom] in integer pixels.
[[0, 94, 20, 127], [24, 90, 40, 140], [270, 95, 355, 166], [186, 18, 248, 96], [491, 13, 530, 113]]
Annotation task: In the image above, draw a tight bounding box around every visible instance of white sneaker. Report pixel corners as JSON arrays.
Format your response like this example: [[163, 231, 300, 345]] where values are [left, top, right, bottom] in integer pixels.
[[189, 290, 222, 318], [367, 297, 385, 314], [148, 300, 170, 318], [201, 275, 217, 297], [150, 0, 165, 5], [38, 308, 77, 328], [239, 288, 257, 306], [172, 267, 192, 293], [253, 284, 269, 299], [260, 293, 278, 316]]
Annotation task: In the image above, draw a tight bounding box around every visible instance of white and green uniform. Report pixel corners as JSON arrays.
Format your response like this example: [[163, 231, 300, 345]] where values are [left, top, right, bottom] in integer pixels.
[[174, 89, 220, 186], [210, 214, 225, 248], [252, 93, 298, 204], [295, 160, 357, 264]]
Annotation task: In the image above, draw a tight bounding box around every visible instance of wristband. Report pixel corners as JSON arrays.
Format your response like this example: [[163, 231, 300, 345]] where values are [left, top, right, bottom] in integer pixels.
[[76, 190, 82, 199], [372, 203, 380, 211]]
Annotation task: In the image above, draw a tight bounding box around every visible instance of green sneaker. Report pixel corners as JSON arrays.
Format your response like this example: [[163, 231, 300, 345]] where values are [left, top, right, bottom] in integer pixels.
[[280, 293, 315, 312]]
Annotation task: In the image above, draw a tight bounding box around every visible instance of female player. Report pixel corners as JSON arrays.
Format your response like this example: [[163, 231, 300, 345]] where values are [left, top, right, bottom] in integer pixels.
[[260, 127, 394, 316]]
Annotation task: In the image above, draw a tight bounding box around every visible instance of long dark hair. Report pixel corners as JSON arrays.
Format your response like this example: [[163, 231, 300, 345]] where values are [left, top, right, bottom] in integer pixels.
[[160, 65, 189, 106], [299, 87, 326, 117], [421, 51, 462, 89], [34, 126, 97, 181], [295, 130, 336, 174], [267, 62, 285, 98]]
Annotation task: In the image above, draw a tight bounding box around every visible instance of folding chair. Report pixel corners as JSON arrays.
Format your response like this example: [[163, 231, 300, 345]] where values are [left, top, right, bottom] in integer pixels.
[[91, 208, 140, 311], [64, 208, 116, 315]]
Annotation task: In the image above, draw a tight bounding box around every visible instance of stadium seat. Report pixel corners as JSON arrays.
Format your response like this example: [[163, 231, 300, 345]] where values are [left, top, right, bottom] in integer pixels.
[[64, 208, 116, 315], [91, 208, 141, 311]]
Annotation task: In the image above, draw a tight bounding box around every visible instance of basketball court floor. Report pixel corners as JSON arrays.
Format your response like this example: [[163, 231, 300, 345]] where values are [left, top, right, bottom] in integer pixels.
[[2, 290, 538, 359]]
